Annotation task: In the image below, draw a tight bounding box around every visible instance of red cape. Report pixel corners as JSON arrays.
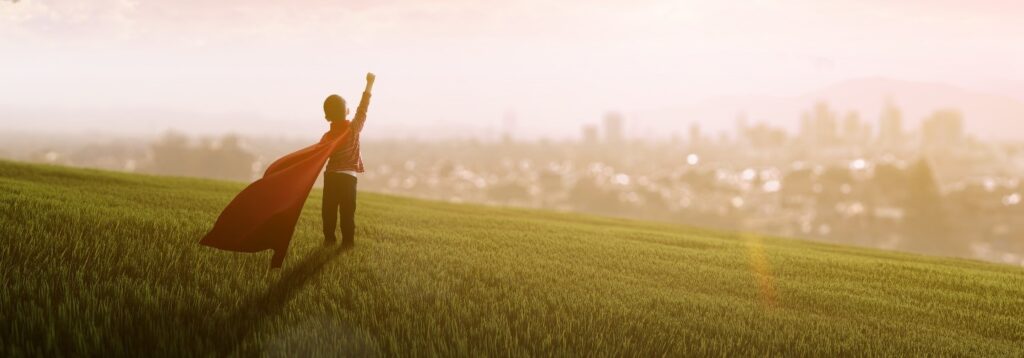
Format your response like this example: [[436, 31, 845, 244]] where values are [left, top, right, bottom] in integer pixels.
[[200, 126, 351, 268]]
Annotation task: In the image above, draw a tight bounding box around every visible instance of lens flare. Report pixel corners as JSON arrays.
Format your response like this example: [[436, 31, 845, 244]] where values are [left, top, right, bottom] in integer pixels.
[[744, 234, 777, 308]]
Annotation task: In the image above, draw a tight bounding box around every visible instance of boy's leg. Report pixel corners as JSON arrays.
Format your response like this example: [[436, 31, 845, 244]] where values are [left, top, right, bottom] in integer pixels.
[[339, 174, 358, 247], [322, 172, 340, 244]]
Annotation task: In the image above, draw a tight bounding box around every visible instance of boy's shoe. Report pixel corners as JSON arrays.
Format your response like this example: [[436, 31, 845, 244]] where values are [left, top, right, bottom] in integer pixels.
[[340, 240, 355, 251], [324, 237, 337, 246]]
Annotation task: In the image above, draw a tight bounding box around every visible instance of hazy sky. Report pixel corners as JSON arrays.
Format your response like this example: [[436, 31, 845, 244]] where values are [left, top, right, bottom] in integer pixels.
[[2, 0, 1022, 139]]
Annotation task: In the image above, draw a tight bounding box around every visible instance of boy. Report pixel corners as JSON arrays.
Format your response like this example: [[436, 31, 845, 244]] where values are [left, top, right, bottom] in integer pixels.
[[322, 72, 375, 249]]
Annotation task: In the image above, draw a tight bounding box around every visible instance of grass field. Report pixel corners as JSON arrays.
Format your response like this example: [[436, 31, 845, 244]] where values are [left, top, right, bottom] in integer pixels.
[[1, 159, 1023, 356]]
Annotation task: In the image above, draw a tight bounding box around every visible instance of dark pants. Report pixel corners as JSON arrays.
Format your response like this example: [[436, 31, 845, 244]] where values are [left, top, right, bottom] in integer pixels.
[[322, 172, 357, 244]]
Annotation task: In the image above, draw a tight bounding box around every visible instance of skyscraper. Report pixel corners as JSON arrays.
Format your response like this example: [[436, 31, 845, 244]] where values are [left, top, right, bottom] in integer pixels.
[[799, 101, 839, 147], [878, 99, 903, 145], [921, 109, 964, 148], [581, 124, 599, 145], [689, 122, 703, 147], [842, 110, 870, 145], [603, 112, 624, 144]]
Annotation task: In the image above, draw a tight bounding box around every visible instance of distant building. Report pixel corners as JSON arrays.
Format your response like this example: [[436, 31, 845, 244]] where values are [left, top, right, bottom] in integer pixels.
[[581, 124, 599, 145], [603, 112, 624, 144], [735, 112, 749, 140], [689, 122, 703, 147], [799, 101, 839, 147], [878, 99, 904, 146], [842, 111, 871, 146], [502, 110, 516, 143], [922, 109, 964, 149], [744, 122, 788, 148]]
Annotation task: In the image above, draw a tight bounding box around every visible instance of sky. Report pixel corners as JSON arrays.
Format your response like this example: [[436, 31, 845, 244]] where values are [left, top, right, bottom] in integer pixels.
[[1, 0, 1022, 139]]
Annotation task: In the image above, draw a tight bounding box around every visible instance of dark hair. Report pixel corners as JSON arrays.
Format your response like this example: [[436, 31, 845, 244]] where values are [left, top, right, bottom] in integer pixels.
[[323, 94, 347, 122]]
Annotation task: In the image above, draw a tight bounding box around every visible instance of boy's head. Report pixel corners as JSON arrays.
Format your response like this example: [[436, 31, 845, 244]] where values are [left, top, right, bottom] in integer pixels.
[[323, 94, 348, 122]]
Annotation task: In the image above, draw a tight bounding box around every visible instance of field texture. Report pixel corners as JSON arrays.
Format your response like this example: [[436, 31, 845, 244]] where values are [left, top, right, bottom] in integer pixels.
[[1, 159, 1023, 356]]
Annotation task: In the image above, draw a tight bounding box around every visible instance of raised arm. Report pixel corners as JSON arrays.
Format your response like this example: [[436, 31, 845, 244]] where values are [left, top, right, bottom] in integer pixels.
[[351, 72, 375, 133]]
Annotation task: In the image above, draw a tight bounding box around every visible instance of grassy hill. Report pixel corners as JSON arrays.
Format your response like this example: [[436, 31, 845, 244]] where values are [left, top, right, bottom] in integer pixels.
[[1, 159, 1022, 356]]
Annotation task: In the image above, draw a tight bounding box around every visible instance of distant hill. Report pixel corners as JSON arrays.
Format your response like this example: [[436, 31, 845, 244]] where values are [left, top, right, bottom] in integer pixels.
[[640, 78, 1024, 140], [1, 160, 1023, 356]]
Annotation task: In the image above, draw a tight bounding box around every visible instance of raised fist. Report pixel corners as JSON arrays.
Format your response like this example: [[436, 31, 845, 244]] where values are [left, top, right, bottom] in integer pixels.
[[364, 72, 376, 92]]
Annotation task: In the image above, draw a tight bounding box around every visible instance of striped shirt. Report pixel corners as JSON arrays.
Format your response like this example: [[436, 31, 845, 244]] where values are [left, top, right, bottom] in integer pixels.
[[325, 91, 371, 174], [326, 127, 363, 173]]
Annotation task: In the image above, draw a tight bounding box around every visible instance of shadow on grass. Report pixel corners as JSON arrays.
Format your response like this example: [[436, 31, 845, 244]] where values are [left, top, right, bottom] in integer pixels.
[[218, 246, 349, 356]]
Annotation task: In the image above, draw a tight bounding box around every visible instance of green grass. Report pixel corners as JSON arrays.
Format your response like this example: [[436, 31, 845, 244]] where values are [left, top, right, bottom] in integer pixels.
[[1, 159, 1022, 357]]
